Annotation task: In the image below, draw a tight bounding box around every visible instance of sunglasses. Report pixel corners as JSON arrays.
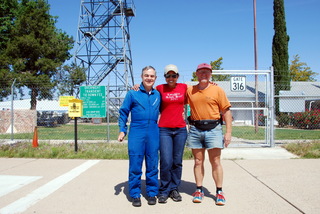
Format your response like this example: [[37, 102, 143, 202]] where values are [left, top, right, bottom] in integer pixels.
[[164, 74, 178, 78]]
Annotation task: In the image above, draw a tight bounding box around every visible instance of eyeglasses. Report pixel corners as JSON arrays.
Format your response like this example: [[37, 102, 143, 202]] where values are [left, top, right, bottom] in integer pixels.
[[164, 74, 178, 78]]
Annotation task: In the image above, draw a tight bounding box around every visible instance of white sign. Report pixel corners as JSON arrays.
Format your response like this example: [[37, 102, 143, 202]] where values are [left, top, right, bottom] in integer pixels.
[[230, 76, 246, 92]]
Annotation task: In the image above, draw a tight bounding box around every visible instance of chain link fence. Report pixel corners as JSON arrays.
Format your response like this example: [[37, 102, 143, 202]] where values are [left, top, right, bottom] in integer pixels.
[[275, 82, 320, 129], [1, 79, 320, 146]]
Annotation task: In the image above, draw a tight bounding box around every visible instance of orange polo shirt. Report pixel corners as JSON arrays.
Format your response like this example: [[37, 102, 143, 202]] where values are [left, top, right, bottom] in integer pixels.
[[186, 84, 231, 120]]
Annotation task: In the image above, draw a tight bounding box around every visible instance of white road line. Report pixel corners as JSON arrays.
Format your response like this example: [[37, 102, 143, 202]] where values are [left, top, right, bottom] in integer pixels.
[[0, 175, 42, 198], [0, 160, 100, 214]]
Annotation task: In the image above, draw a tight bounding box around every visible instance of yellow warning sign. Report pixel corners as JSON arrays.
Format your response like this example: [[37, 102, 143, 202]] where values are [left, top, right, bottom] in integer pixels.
[[59, 96, 75, 107], [68, 99, 83, 117]]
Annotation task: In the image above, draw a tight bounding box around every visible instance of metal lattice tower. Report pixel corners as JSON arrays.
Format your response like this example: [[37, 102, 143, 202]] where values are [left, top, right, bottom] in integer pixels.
[[74, 0, 135, 114]]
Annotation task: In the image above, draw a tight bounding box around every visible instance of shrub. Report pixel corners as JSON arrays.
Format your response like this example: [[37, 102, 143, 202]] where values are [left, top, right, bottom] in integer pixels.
[[291, 110, 320, 129], [258, 113, 266, 126], [277, 112, 292, 127]]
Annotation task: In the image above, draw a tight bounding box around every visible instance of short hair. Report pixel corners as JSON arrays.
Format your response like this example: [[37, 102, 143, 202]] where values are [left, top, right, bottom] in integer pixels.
[[141, 66, 156, 75]]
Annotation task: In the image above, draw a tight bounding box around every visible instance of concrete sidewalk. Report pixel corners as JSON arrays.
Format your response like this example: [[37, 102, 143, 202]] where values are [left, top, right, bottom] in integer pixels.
[[222, 146, 299, 159], [0, 148, 319, 214]]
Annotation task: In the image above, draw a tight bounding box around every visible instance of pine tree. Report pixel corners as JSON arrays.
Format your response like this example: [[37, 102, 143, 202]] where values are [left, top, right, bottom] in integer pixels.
[[272, 0, 290, 114], [0, 0, 19, 100], [5, 0, 74, 109]]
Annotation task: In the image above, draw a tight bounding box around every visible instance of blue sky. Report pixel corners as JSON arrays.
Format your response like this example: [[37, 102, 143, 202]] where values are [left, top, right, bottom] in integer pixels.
[[48, 0, 320, 84]]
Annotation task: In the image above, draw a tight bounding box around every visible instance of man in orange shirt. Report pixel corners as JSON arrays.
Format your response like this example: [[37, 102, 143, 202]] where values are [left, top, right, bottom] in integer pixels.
[[186, 63, 232, 206]]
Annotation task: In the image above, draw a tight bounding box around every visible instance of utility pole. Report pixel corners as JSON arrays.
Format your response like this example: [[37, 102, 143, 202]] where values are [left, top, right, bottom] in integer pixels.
[[253, 0, 259, 132]]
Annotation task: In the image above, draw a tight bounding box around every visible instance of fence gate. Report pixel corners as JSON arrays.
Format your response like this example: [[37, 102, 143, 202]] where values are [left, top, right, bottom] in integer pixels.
[[187, 68, 274, 147]]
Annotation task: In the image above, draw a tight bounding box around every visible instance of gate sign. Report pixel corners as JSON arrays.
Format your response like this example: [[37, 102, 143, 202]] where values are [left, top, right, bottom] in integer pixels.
[[80, 86, 106, 118], [230, 76, 246, 92]]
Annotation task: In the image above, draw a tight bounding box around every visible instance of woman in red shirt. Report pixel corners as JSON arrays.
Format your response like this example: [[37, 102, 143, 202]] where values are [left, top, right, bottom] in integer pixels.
[[156, 64, 187, 204]]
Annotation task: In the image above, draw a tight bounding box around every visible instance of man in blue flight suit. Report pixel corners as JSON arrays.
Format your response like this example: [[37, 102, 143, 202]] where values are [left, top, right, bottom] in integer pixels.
[[118, 66, 160, 207]]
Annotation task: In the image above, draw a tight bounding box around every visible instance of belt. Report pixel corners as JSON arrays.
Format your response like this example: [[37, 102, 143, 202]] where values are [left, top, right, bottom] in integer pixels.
[[191, 120, 220, 126], [187, 117, 219, 126]]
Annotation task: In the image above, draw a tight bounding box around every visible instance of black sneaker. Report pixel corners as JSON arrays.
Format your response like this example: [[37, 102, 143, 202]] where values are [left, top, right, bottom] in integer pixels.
[[170, 189, 182, 202], [132, 197, 141, 207], [147, 196, 157, 205], [158, 195, 168, 204]]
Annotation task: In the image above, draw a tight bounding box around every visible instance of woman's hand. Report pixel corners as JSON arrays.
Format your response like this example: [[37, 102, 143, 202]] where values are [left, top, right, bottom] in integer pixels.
[[132, 84, 140, 91]]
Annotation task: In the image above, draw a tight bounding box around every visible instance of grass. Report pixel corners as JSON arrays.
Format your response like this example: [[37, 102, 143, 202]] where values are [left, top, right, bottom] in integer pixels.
[[231, 126, 320, 140], [0, 141, 319, 159], [0, 142, 195, 160], [0, 143, 127, 159], [282, 141, 320, 159], [0, 124, 119, 140], [1, 124, 319, 141], [0, 124, 319, 159], [275, 128, 320, 140]]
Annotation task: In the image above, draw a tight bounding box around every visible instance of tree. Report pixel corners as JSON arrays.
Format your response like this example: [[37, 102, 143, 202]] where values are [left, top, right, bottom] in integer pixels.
[[56, 63, 87, 98], [211, 57, 230, 81], [0, 0, 18, 100], [0, 0, 18, 51], [290, 54, 318, 82], [272, 0, 290, 115], [191, 57, 229, 81], [4, 0, 74, 109]]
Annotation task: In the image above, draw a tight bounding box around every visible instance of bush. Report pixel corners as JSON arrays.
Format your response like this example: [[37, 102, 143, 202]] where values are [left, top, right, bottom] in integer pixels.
[[291, 110, 320, 129], [277, 112, 292, 127]]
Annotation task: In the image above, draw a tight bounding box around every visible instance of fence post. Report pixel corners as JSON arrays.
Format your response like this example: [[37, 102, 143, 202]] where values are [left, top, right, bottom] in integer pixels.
[[10, 79, 16, 141], [270, 66, 275, 147]]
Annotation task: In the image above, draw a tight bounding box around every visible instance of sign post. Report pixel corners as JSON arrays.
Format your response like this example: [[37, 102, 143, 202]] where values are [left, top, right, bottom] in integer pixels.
[[68, 99, 83, 153]]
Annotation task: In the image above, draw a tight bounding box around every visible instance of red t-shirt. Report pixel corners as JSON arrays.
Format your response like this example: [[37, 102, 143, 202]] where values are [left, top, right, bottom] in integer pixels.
[[156, 83, 187, 128]]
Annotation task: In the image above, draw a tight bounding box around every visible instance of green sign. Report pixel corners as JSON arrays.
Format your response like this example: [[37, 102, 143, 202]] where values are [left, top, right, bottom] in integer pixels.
[[80, 86, 106, 118]]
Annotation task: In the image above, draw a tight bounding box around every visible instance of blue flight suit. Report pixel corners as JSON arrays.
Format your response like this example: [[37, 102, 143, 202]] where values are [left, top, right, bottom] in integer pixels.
[[118, 83, 160, 198]]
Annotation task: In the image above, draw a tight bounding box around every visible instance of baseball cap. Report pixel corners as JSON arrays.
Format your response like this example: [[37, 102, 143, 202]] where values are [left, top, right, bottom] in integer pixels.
[[164, 64, 179, 75], [196, 63, 212, 72]]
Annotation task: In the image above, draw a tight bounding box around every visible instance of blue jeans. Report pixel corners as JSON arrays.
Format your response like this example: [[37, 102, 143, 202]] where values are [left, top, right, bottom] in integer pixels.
[[187, 124, 224, 149], [159, 127, 187, 196]]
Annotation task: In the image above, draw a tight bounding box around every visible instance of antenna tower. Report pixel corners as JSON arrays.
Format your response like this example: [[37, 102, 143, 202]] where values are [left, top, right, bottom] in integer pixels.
[[74, 0, 135, 115]]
